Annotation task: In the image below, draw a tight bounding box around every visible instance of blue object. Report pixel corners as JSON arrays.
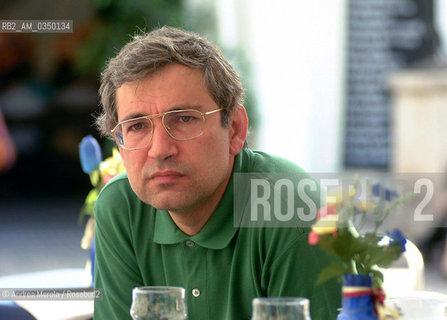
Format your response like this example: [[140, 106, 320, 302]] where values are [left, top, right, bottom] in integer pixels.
[[0, 301, 36, 320], [337, 274, 378, 320], [371, 184, 399, 201], [89, 237, 95, 287], [386, 229, 407, 252], [79, 135, 103, 174]]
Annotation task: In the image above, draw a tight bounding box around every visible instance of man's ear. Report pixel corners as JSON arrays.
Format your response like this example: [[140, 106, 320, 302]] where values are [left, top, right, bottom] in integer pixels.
[[229, 105, 249, 155]]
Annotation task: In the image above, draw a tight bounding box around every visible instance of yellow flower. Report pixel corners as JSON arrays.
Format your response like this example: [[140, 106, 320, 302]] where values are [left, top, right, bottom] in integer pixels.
[[355, 200, 376, 212], [312, 215, 338, 235], [99, 148, 125, 183], [326, 185, 356, 206], [80, 148, 126, 250], [87, 148, 125, 188]]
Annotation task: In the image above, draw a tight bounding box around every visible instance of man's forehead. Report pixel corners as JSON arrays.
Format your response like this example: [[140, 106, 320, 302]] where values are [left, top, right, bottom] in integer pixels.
[[115, 66, 214, 121], [117, 64, 205, 94]]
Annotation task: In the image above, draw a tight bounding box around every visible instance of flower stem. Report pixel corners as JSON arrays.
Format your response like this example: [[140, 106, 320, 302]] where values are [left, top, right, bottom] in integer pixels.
[[348, 259, 358, 274]]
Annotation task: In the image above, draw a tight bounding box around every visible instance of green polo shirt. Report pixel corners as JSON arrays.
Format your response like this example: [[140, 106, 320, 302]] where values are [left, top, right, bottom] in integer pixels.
[[94, 148, 341, 320]]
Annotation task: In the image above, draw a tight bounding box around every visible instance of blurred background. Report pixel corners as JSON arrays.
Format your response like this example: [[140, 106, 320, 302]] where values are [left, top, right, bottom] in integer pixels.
[[1, 0, 447, 294]]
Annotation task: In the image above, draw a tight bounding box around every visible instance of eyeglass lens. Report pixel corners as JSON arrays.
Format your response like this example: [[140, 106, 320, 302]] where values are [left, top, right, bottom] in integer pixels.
[[115, 110, 206, 149]]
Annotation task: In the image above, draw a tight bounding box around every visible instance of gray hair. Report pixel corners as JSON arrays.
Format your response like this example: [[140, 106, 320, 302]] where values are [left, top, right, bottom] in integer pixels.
[[96, 26, 244, 138]]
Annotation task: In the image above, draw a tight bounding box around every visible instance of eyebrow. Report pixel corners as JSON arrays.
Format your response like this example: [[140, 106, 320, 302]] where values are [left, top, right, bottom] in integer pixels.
[[121, 112, 147, 122], [119, 105, 205, 122]]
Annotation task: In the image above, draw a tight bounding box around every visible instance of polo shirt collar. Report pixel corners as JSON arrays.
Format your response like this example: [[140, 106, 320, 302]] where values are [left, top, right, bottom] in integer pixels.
[[153, 150, 249, 249]]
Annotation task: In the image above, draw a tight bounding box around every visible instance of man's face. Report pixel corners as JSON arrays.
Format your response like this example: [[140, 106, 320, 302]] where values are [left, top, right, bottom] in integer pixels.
[[115, 63, 236, 215]]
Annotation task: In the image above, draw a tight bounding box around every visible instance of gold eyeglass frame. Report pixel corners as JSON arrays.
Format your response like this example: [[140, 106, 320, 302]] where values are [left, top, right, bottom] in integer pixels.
[[111, 108, 223, 150]]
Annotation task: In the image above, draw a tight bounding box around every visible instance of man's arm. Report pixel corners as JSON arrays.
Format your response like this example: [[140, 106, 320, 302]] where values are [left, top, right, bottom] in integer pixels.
[[94, 184, 143, 320], [264, 230, 341, 320]]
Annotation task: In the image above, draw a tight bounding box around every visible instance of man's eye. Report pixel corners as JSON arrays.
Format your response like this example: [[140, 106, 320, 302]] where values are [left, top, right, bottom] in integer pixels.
[[126, 121, 149, 133], [173, 112, 202, 124], [131, 122, 145, 130], [178, 116, 194, 123]]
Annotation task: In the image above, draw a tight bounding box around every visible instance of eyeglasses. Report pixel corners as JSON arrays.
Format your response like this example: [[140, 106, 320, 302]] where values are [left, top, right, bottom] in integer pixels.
[[111, 108, 223, 150]]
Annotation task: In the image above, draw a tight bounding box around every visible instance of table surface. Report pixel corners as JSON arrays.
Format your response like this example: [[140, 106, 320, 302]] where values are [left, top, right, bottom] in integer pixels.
[[0, 268, 93, 320]]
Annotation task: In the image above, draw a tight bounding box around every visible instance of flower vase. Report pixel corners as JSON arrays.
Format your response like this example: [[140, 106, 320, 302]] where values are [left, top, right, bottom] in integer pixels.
[[337, 274, 377, 320]]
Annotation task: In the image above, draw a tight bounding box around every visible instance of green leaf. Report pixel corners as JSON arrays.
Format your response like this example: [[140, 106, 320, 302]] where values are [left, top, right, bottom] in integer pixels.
[[85, 188, 99, 205], [333, 231, 368, 263], [372, 245, 402, 267], [370, 269, 384, 289], [78, 188, 99, 224], [316, 262, 348, 286]]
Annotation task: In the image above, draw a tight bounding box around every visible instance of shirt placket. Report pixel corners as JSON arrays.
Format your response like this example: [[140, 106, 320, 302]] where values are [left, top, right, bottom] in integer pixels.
[[182, 240, 208, 320]]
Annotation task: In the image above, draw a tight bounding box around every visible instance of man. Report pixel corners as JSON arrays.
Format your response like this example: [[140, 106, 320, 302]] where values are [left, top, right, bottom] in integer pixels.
[[94, 26, 340, 319]]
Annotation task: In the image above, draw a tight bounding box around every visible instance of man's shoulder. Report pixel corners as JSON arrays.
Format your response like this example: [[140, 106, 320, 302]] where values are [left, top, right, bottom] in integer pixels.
[[95, 172, 141, 221], [245, 225, 310, 239], [98, 172, 131, 198], [239, 225, 311, 262], [242, 149, 308, 174], [106, 171, 130, 186], [235, 149, 321, 230]]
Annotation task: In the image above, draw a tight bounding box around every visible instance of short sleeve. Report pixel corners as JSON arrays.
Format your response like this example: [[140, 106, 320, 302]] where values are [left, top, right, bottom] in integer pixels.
[[94, 180, 143, 320]]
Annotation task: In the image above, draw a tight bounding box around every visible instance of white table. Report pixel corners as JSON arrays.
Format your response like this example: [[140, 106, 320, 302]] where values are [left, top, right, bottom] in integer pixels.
[[0, 268, 93, 320]]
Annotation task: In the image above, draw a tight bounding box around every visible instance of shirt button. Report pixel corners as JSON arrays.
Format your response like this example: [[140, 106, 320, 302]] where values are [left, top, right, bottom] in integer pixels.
[[192, 288, 200, 297], [185, 240, 195, 247]]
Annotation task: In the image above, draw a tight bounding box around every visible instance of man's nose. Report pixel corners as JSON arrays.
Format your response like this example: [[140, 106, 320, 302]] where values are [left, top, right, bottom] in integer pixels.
[[147, 119, 178, 160]]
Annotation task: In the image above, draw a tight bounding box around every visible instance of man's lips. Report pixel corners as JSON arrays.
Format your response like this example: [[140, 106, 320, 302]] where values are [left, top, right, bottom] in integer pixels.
[[149, 171, 184, 184]]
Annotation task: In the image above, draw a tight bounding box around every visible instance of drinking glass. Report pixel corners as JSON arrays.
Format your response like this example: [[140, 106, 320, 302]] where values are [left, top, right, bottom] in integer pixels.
[[252, 297, 311, 320], [130, 286, 187, 320]]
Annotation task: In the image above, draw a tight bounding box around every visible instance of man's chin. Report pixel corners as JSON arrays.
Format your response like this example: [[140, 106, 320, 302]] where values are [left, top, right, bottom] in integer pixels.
[[135, 183, 185, 207], [140, 194, 189, 211], [134, 182, 203, 213]]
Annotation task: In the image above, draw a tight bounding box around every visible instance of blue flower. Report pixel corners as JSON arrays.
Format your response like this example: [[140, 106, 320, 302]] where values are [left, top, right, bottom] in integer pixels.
[[372, 183, 399, 201], [386, 229, 407, 252], [79, 135, 103, 174]]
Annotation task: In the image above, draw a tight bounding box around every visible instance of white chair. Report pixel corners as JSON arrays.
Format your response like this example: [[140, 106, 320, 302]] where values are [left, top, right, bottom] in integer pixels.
[[379, 239, 425, 298]]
